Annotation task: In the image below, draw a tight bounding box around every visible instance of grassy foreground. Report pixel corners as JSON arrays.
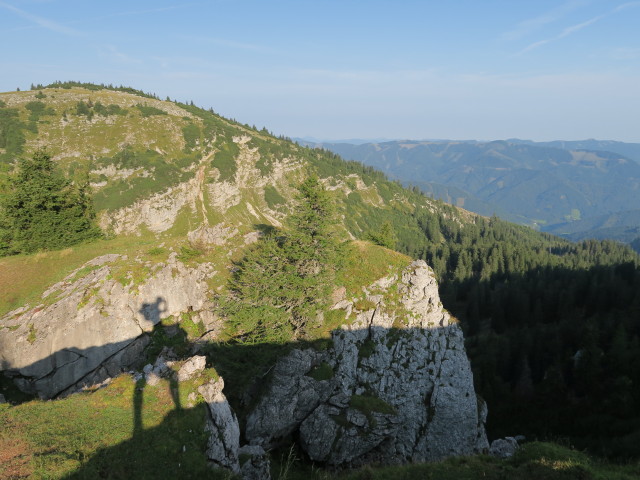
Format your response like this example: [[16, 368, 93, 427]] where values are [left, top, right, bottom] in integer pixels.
[[2, 372, 639, 479]]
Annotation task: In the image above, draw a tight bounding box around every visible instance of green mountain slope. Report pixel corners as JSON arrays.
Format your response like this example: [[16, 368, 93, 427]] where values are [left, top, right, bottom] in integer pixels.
[[308, 139, 640, 232], [1, 83, 640, 472], [0, 84, 440, 248], [545, 209, 640, 253]]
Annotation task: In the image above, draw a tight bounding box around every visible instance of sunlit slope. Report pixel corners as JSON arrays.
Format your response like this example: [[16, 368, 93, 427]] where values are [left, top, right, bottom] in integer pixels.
[[0, 83, 457, 315], [0, 84, 449, 243]]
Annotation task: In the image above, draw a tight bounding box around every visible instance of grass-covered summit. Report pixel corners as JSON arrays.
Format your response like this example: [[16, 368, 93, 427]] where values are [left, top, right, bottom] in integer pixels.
[[0, 82, 440, 245]]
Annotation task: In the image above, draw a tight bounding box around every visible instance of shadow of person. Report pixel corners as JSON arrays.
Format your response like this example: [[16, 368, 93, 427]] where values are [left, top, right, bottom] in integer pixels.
[[132, 317, 188, 438], [170, 374, 181, 411], [133, 376, 144, 437], [139, 296, 168, 325]]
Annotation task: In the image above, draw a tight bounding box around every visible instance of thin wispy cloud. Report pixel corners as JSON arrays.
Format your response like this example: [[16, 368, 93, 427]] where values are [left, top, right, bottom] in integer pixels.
[[86, 3, 202, 23], [516, 14, 604, 55], [0, 1, 82, 36], [501, 0, 589, 41], [514, 1, 638, 56], [614, 1, 640, 12]]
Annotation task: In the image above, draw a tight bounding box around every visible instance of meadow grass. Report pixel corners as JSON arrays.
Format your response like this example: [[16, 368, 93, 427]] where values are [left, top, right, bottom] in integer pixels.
[[0, 235, 157, 316], [0, 374, 232, 479]]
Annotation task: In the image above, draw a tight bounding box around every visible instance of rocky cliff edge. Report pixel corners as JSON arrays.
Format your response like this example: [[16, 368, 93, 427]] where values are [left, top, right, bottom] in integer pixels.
[[240, 259, 488, 468]]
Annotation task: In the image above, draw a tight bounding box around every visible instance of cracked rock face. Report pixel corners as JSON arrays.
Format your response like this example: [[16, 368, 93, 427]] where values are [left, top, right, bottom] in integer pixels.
[[0, 253, 215, 399], [239, 445, 271, 480], [245, 260, 488, 467], [199, 377, 240, 474]]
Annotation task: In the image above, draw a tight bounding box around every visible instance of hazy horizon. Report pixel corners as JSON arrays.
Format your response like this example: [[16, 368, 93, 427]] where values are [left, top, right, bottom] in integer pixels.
[[2, 0, 639, 143]]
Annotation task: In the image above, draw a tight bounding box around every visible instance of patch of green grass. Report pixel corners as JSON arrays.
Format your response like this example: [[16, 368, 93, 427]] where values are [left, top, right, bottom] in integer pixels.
[[135, 104, 167, 117], [0, 105, 27, 162], [308, 309, 347, 339], [336, 241, 410, 298], [255, 155, 272, 176], [68, 264, 102, 283], [0, 235, 157, 316], [211, 140, 239, 181], [77, 287, 101, 309], [306, 362, 334, 381], [110, 257, 153, 291], [177, 245, 203, 263], [144, 323, 191, 361], [264, 185, 286, 209], [276, 441, 640, 480], [26, 323, 37, 344], [182, 123, 201, 150], [146, 247, 167, 256], [0, 375, 230, 479], [92, 148, 195, 212], [353, 298, 376, 311], [180, 312, 206, 339]]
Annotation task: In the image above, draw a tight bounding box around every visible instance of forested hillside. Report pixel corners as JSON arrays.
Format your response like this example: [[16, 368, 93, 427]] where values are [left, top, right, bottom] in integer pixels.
[[309, 139, 640, 247], [1, 83, 640, 467], [508, 138, 640, 164], [407, 210, 640, 458]]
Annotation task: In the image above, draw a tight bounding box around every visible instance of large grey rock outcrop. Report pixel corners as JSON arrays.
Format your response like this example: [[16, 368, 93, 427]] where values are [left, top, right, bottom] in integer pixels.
[[0, 253, 216, 399], [199, 377, 241, 474], [177, 355, 207, 381], [246, 260, 488, 467], [245, 348, 335, 445]]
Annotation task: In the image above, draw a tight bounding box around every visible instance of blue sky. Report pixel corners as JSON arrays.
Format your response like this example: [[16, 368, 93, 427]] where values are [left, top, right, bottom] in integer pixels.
[[1, 0, 639, 142]]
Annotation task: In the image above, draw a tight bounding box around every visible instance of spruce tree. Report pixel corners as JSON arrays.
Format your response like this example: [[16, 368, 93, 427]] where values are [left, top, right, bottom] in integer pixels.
[[0, 150, 101, 255], [223, 176, 341, 342]]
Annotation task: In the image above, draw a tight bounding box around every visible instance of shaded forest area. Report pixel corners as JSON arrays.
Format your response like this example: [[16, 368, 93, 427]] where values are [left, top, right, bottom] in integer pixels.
[[403, 207, 640, 459]]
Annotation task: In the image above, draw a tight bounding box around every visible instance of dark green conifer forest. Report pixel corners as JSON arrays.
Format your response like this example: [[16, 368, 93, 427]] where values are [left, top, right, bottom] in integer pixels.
[[406, 206, 640, 459]]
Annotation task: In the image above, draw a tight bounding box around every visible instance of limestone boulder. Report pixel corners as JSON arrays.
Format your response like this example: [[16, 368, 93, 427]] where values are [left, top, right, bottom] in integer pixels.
[[245, 260, 489, 467], [0, 253, 214, 399], [198, 377, 241, 474]]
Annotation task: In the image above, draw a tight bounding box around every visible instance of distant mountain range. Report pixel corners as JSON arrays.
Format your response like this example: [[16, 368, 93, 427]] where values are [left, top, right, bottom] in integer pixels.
[[299, 138, 640, 251], [507, 138, 640, 164]]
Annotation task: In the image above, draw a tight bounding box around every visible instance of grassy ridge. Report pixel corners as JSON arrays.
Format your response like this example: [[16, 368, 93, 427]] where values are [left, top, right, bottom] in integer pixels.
[[0, 236, 154, 316]]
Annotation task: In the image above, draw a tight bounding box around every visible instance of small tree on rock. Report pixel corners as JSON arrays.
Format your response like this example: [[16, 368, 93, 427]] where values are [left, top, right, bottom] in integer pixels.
[[366, 221, 397, 250], [223, 176, 342, 342]]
